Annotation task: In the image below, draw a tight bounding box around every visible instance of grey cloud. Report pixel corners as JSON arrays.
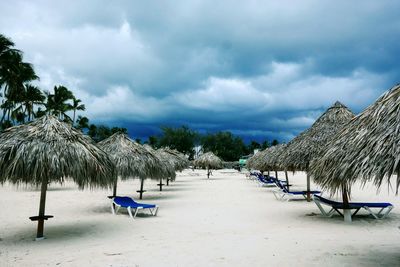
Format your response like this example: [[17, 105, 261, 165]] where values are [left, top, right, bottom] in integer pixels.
[[1, 1, 399, 142]]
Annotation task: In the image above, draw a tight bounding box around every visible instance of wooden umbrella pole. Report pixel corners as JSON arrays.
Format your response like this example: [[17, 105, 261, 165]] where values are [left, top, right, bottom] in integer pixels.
[[285, 170, 290, 192], [267, 170, 270, 178], [36, 176, 49, 240], [306, 172, 311, 202], [139, 178, 144, 199], [159, 177, 163, 191], [342, 184, 352, 222], [166, 178, 169, 186], [112, 181, 118, 197], [207, 167, 210, 179], [274, 170, 278, 179]]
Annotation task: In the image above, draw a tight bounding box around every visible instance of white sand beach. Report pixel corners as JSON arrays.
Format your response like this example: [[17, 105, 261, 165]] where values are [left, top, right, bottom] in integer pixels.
[[1, 169, 399, 266]]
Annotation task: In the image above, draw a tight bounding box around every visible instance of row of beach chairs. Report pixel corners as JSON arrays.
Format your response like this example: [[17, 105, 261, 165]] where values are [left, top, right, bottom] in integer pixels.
[[247, 171, 394, 220]]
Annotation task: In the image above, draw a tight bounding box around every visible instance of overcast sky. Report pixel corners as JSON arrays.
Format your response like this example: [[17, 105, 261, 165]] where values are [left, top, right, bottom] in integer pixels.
[[1, 1, 399, 142]]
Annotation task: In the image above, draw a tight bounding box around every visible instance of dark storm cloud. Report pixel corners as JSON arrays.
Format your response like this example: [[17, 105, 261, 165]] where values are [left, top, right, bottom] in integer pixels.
[[1, 0, 399, 142]]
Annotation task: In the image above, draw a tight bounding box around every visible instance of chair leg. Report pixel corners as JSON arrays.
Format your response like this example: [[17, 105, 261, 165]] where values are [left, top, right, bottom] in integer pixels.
[[154, 206, 159, 216], [363, 206, 393, 219], [127, 207, 134, 219], [133, 207, 141, 218], [111, 202, 115, 215], [272, 190, 281, 200], [381, 206, 394, 219], [314, 200, 335, 217]]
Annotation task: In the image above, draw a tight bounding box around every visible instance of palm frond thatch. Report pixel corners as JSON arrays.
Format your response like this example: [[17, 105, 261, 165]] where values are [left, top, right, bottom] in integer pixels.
[[0, 115, 116, 188], [158, 147, 190, 172], [246, 150, 265, 170], [310, 84, 400, 194], [259, 144, 287, 171], [194, 152, 223, 169], [98, 133, 164, 180], [143, 144, 176, 180], [279, 101, 355, 171]]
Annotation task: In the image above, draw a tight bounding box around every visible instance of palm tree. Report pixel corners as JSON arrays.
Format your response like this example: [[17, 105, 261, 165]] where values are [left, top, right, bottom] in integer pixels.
[[0, 35, 38, 126], [15, 84, 45, 122], [45, 85, 74, 121], [0, 51, 38, 100], [76, 115, 89, 131], [70, 97, 85, 125], [0, 99, 14, 124]]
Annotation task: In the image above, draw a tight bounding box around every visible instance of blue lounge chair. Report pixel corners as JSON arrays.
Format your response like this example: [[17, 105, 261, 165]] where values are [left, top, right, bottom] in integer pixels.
[[111, 196, 159, 219], [313, 195, 394, 220], [255, 174, 286, 187], [248, 171, 261, 180], [273, 179, 321, 201]]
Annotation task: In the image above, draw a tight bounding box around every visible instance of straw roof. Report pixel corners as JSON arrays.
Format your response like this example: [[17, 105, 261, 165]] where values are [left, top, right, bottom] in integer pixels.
[[246, 149, 267, 171], [194, 152, 223, 169], [143, 144, 176, 180], [98, 133, 163, 180], [310, 84, 400, 193], [0, 115, 116, 188], [279, 101, 354, 171], [158, 147, 189, 171], [259, 144, 287, 171]]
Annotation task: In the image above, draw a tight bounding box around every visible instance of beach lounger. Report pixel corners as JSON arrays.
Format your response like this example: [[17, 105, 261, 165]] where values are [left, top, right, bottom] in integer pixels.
[[273, 180, 320, 201], [313, 195, 394, 220], [111, 196, 159, 219], [248, 171, 260, 180], [255, 174, 286, 187]]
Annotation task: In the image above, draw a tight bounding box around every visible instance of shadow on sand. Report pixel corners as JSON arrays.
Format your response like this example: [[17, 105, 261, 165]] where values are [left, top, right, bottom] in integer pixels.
[[304, 211, 400, 224], [1, 220, 112, 244], [21, 185, 77, 192], [200, 177, 229, 181], [146, 186, 192, 193]]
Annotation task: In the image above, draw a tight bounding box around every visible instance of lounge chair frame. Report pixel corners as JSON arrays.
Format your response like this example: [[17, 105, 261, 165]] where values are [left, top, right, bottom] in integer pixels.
[[313, 195, 393, 220], [111, 197, 159, 219], [272, 179, 320, 201]]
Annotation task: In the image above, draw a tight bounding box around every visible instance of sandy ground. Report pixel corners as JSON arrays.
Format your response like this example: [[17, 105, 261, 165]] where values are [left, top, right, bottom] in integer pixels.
[[0, 169, 400, 267]]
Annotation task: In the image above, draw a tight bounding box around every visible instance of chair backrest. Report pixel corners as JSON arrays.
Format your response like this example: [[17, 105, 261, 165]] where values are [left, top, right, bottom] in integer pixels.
[[273, 178, 288, 192], [314, 195, 342, 206], [114, 196, 135, 206]]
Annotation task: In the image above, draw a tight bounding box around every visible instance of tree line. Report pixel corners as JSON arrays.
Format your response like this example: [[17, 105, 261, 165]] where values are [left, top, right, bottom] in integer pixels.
[[146, 126, 279, 161]]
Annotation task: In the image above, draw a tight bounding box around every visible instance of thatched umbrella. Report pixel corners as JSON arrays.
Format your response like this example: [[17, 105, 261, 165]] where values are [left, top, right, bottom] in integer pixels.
[[159, 148, 189, 171], [98, 133, 164, 199], [0, 116, 116, 240], [279, 101, 355, 201], [143, 144, 175, 191], [247, 149, 273, 177], [157, 148, 189, 185], [247, 149, 266, 171], [310, 84, 400, 213], [246, 151, 258, 170], [258, 144, 290, 185], [194, 152, 223, 178]]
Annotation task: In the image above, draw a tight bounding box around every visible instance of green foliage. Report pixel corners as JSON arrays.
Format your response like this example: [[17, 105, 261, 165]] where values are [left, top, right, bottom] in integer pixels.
[[201, 131, 247, 161], [247, 140, 261, 153], [45, 85, 75, 121], [158, 126, 198, 158], [261, 140, 271, 149], [88, 124, 128, 142], [271, 139, 279, 146], [76, 116, 89, 131], [0, 34, 40, 128], [147, 135, 158, 148]]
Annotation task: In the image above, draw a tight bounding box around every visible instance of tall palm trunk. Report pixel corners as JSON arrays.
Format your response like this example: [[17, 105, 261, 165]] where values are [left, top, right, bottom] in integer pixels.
[[72, 110, 76, 125]]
